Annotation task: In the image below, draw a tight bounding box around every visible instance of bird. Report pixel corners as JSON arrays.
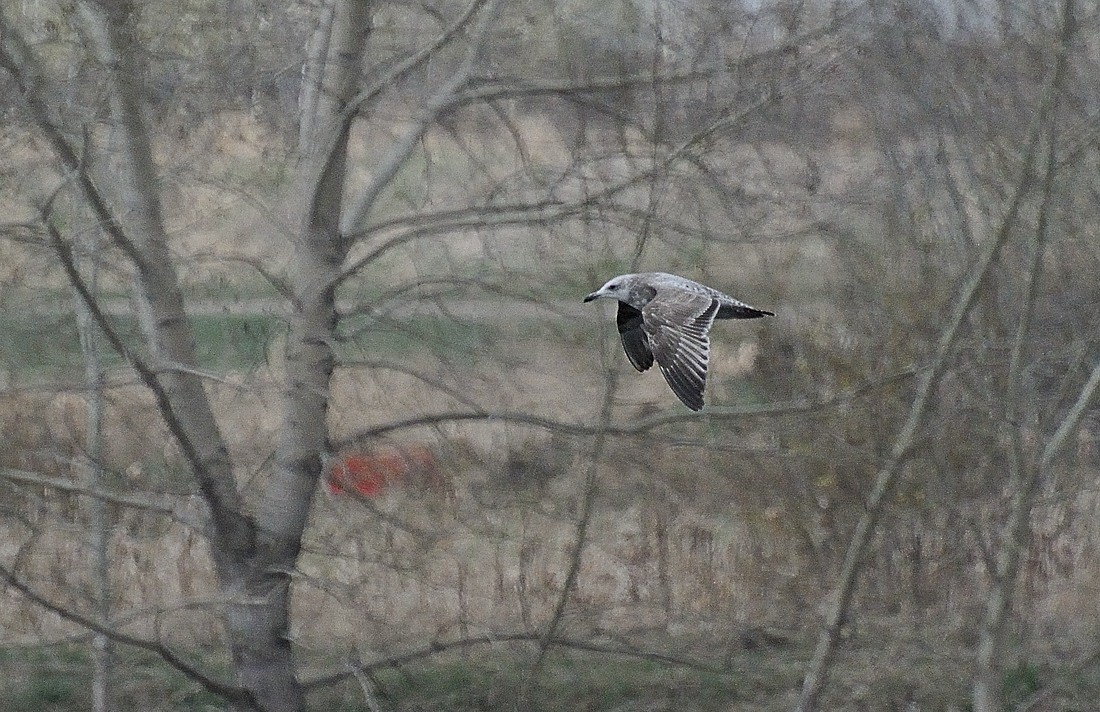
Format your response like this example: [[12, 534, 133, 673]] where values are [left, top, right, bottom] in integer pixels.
[[584, 272, 773, 411]]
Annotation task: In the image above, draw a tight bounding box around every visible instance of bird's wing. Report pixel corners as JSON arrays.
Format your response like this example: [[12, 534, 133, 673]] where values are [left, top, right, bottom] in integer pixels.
[[617, 302, 654, 372], [642, 290, 720, 411]]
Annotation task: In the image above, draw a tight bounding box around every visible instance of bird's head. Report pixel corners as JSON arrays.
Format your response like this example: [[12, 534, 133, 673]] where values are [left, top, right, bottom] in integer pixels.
[[583, 276, 629, 303]]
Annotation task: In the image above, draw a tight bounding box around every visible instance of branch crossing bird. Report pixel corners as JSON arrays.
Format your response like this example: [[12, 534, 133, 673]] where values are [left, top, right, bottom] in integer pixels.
[[584, 272, 773, 410]]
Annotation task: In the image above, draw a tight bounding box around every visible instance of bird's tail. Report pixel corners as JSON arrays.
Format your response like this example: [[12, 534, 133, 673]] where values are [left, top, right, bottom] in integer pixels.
[[718, 304, 774, 319]]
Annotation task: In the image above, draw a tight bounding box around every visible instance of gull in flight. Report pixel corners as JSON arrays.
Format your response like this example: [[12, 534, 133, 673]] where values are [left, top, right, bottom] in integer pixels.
[[584, 272, 773, 410]]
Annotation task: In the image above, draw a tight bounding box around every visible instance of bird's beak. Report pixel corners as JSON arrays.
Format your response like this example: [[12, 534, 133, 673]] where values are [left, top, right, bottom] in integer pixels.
[[583, 291, 599, 303]]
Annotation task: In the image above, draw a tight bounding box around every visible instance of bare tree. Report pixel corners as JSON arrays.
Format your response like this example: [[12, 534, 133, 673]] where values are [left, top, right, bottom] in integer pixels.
[[0, 1, 834, 709], [6, 1, 1099, 710], [796, 1, 1089, 708]]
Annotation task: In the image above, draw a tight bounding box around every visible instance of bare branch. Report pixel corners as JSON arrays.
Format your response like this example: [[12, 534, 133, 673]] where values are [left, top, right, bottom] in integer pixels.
[[442, 9, 854, 110], [0, 8, 147, 270], [336, 199, 584, 286], [973, 14, 1072, 701], [300, 632, 727, 691], [0, 466, 202, 529], [0, 561, 255, 708], [338, 360, 485, 410], [298, 0, 337, 148], [335, 41, 853, 286], [44, 214, 245, 544], [1040, 360, 1100, 469], [332, 369, 917, 448], [349, 665, 386, 712], [796, 10, 1075, 702], [340, 0, 501, 239], [347, 0, 492, 117], [533, 340, 620, 676], [299, 0, 491, 231]]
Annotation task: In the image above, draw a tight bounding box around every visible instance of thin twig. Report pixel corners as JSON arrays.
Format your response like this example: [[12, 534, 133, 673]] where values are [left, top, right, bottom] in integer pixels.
[[44, 216, 243, 541], [340, 0, 501, 239], [0, 561, 254, 707], [796, 17, 1071, 703], [0, 466, 203, 530], [300, 632, 727, 691], [972, 19, 1073, 704], [349, 664, 387, 712], [332, 368, 917, 449]]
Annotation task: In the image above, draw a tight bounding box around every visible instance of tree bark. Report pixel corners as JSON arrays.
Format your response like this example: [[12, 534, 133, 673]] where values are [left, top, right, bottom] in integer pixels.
[[221, 2, 371, 710]]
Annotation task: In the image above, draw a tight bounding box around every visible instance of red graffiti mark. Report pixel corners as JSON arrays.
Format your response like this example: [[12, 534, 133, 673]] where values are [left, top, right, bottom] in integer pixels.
[[325, 445, 443, 498]]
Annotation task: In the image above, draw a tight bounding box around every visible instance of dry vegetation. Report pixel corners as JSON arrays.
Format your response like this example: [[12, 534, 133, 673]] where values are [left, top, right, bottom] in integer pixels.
[[5, 104, 1100, 708], [3, 0, 1100, 710]]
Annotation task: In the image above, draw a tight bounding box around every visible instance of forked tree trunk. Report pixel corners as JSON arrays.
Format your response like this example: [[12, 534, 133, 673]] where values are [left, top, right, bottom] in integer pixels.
[[221, 1, 370, 709], [70, 1, 369, 710]]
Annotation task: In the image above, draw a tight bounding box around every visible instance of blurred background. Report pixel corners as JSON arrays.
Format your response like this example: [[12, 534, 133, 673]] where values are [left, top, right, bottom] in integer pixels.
[[2, 0, 1100, 709]]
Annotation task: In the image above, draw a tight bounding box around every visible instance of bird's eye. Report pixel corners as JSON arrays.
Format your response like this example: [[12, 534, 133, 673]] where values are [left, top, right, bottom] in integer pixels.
[[608, 284, 618, 290]]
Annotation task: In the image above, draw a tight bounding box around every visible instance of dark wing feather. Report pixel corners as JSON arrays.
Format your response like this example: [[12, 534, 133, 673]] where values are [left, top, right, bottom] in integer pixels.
[[642, 291, 720, 411], [716, 302, 774, 319], [616, 302, 653, 372]]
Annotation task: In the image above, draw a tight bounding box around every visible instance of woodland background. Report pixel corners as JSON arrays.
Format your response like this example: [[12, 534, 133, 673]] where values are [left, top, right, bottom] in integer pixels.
[[2, 0, 1100, 710]]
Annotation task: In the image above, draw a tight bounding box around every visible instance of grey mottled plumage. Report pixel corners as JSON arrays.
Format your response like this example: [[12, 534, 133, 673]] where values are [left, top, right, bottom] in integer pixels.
[[584, 273, 773, 410]]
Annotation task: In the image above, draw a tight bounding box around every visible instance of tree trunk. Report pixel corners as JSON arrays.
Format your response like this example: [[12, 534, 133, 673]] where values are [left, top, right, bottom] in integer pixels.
[[74, 0, 248, 546], [74, 2, 293, 708], [219, 2, 371, 710], [63, 1, 372, 708]]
